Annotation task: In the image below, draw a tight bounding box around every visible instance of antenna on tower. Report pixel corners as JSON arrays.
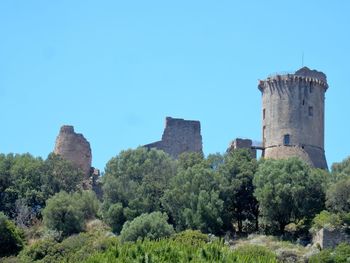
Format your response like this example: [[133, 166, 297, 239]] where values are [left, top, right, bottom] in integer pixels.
[[301, 52, 304, 67]]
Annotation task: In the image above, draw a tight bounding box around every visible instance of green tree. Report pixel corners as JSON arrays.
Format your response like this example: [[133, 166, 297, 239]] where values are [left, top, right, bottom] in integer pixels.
[[120, 212, 174, 242], [0, 212, 24, 257], [162, 160, 224, 234], [41, 153, 85, 196], [177, 152, 204, 170], [331, 156, 350, 182], [0, 153, 45, 221], [42, 191, 84, 236], [104, 203, 125, 233], [102, 147, 176, 231], [74, 190, 100, 220], [326, 178, 350, 213], [253, 158, 326, 234], [219, 149, 259, 233]]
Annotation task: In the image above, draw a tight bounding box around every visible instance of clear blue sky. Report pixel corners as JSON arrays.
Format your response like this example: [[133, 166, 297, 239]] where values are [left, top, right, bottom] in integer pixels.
[[1, 1, 349, 170]]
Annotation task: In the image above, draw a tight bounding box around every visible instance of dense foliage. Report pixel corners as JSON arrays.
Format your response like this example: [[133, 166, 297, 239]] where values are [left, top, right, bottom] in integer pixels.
[[0, 212, 24, 257], [18, 220, 114, 263], [0, 153, 85, 223], [3, 147, 350, 261], [102, 147, 176, 233], [326, 178, 350, 213], [219, 149, 259, 233], [162, 156, 224, 233], [254, 158, 326, 233], [309, 243, 350, 263], [42, 190, 99, 236], [120, 211, 174, 242]]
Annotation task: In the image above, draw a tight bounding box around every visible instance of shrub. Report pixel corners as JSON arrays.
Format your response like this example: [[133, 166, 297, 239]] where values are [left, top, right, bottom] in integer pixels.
[[42, 191, 84, 236], [120, 212, 175, 242], [309, 243, 350, 263], [18, 226, 117, 263], [19, 238, 58, 262], [74, 190, 100, 220], [0, 212, 24, 257], [104, 202, 125, 233], [172, 229, 209, 246], [312, 210, 343, 232]]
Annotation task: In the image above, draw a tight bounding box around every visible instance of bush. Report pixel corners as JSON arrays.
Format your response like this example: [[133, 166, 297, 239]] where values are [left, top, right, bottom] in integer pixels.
[[309, 243, 350, 263], [74, 190, 100, 220], [312, 211, 343, 232], [0, 212, 24, 257], [104, 202, 125, 233], [42, 191, 84, 236], [18, 227, 117, 263], [172, 229, 209, 246], [120, 212, 175, 242], [19, 238, 58, 262]]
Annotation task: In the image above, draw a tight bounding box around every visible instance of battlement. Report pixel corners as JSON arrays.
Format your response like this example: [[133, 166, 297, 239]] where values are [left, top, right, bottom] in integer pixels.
[[258, 67, 328, 92], [259, 66, 328, 169]]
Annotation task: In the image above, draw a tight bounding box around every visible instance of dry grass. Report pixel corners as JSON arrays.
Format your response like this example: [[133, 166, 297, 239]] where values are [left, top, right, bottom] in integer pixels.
[[231, 234, 320, 263]]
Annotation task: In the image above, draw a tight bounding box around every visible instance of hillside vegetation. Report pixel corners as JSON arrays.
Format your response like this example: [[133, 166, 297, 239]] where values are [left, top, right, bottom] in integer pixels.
[[1, 148, 350, 262]]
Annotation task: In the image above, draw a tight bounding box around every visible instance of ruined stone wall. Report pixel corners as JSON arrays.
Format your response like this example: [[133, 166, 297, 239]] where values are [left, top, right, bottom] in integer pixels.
[[313, 228, 350, 249], [227, 138, 257, 158], [259, 67, 328, 169], [144, 117, 203, 158], [54, 125, 92, 177]]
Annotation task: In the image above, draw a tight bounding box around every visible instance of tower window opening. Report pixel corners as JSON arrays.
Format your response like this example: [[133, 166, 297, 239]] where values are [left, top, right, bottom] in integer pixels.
[[263, 109, 265, 120], [302, 99, 305, 105], [308, 106, 313, 116], [310, 85, 313, 93], [283, 134, 290, 145]]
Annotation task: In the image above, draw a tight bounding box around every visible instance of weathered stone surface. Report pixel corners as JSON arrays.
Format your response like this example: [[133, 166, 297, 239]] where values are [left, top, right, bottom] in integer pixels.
[[258, 67, 328, 169], [313, 228, 350, 249], [227, 138, 257, 158], [144, 117, 203, 158], [54, 125, 92, 177]]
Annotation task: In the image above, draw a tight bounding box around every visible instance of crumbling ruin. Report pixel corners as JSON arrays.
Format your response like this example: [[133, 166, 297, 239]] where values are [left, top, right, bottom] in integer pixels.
[[313, 228, 350, 249], [144, 117, 203, 158], [227, 138, 257, 158], [54, 125, 92, 177]]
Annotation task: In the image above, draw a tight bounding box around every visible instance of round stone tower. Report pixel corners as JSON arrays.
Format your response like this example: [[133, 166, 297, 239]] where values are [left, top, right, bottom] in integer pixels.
[[258, 67, 328, 169]]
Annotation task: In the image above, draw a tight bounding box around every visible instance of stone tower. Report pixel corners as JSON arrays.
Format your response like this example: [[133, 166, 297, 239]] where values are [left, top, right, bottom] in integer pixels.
[[54, 125, 92, 176], [258, 67, 328, 169], [144, 117, 203, 158]]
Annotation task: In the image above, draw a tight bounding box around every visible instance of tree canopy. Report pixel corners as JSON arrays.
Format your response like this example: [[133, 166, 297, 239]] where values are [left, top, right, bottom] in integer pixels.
[[102, 147, 176, 232], [253, 158, 326, 233]]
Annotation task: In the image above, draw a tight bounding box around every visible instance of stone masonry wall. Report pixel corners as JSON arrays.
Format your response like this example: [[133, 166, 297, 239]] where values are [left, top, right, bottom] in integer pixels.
[[54, 125, 92, 177], [313, 228, 350, 249], [144, 117, 203, 158], [259, 67, 328, 169], [227, 138, 257, 158]]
